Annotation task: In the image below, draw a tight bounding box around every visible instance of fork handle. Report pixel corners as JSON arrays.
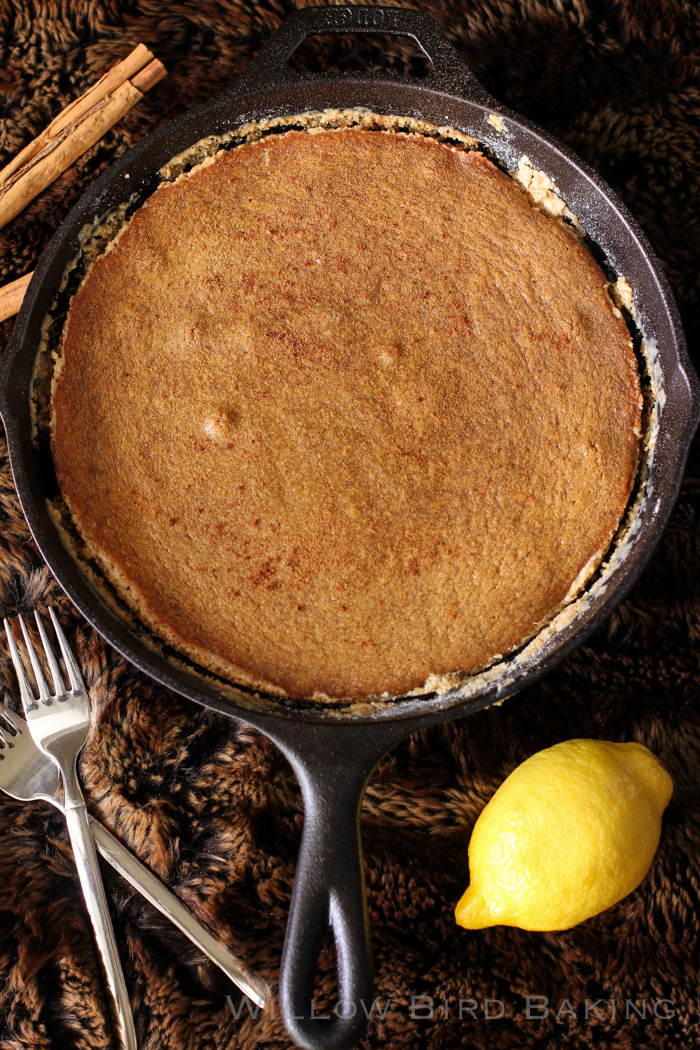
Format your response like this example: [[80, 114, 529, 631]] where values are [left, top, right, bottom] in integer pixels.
[[65, 801, 138, 1050], [89, 816, 270, 1008]]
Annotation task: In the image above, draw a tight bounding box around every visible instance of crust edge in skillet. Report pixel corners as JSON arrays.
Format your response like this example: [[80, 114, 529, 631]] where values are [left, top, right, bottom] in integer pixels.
[[37, 110, 654, 708]]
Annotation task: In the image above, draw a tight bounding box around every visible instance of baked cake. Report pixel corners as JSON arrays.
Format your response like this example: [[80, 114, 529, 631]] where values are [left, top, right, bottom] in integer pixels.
[[49, 126, 642, 700]]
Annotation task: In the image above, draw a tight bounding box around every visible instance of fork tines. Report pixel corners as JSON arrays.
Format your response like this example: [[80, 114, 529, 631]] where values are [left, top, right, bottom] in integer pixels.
[[0, 715, 9, 753], [0, 706, 22, 735], [3, 609, 84, 708], [0, 707, 21, 756]]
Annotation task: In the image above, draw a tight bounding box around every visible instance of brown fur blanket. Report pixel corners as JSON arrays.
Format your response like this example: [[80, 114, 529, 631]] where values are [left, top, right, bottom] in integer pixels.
[[0, 1, 699, 1047]]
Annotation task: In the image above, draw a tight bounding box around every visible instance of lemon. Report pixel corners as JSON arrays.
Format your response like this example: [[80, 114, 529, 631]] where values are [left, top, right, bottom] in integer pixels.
[[455, 739, 673, 931]]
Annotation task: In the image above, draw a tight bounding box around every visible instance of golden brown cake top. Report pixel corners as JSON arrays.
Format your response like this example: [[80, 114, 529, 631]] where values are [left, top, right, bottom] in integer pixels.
[[51, 127, 642, 699]]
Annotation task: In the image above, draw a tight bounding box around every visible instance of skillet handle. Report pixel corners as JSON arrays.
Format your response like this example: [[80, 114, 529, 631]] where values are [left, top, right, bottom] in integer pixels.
[[231, 5, 492, 103], [271, 719, 414, 1050]]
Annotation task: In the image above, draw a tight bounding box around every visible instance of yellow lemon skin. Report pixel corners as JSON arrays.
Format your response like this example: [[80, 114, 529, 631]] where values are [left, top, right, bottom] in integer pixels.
[[455, 739, 673, 932]]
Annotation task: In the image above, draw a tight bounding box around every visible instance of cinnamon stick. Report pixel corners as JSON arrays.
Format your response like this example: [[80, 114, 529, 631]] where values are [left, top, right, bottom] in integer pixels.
[[130, 58, 168, 94], [0, 45, 166, 230], [0, 44, 167, 323], [0, 44, 155, 189], [0, 271, 32, 322]]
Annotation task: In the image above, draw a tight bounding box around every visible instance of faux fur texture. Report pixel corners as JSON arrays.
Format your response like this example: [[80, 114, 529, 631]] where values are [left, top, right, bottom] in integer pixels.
[[0, 1, 699, 1047]]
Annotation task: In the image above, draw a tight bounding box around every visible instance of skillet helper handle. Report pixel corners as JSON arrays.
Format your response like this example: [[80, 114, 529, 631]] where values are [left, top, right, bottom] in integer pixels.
[[275, 720, 412, 1050], [231, 5, 492, 102]]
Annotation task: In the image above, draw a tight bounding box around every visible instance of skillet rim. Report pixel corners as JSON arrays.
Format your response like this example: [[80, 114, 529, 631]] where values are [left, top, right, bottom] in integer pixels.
[[0, 24, 698, 729]]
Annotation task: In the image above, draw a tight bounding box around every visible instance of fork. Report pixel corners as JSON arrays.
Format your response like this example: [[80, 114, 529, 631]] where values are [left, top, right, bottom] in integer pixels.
[[0, 707, 270, 1008], [5, 609, 137, 1050]]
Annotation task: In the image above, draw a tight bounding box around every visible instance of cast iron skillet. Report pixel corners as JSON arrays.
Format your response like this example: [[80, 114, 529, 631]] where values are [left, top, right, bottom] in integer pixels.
[[1, 8, 698, 1049]]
